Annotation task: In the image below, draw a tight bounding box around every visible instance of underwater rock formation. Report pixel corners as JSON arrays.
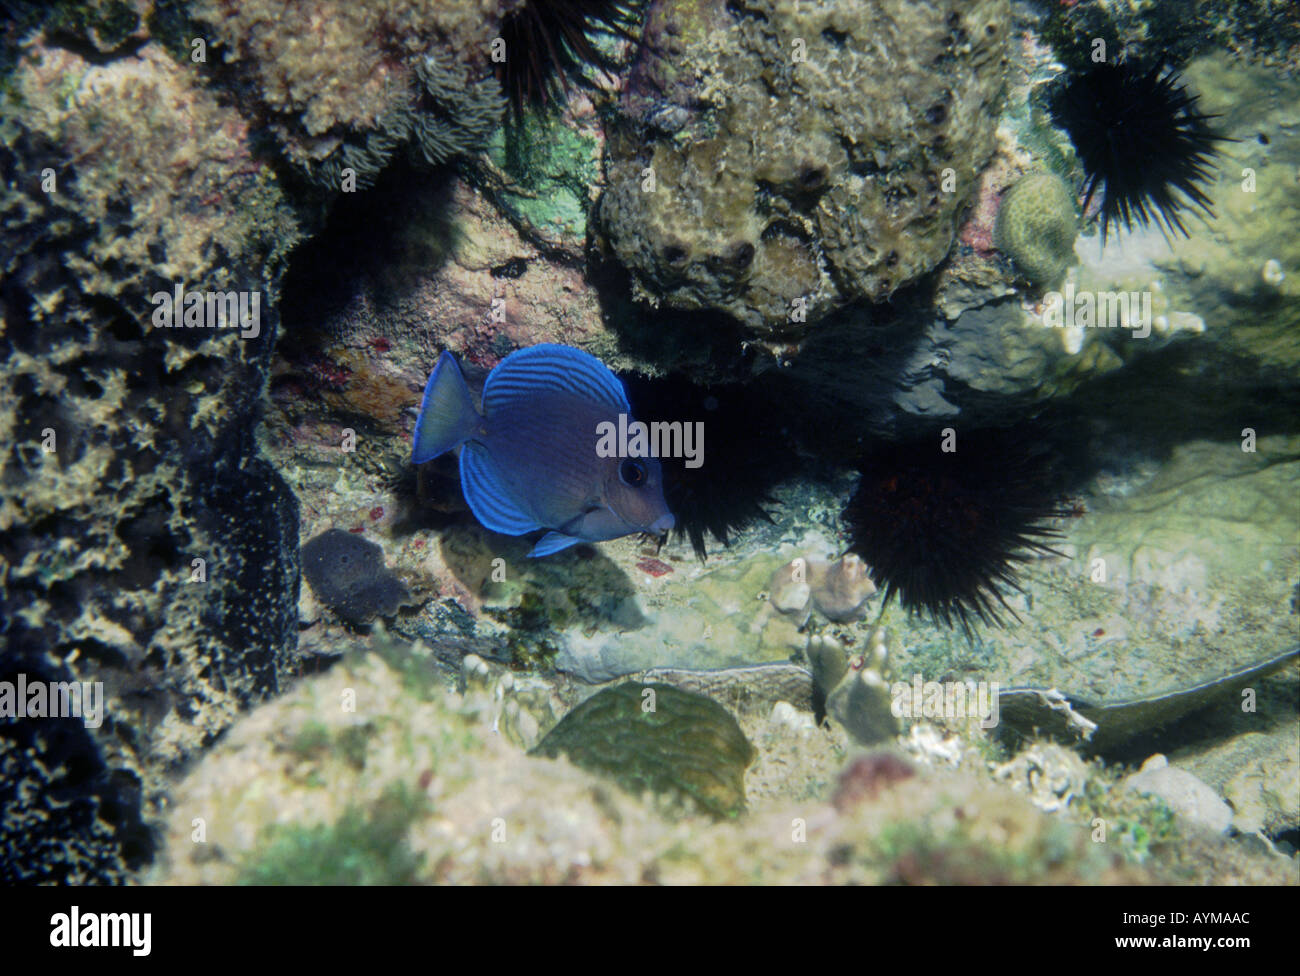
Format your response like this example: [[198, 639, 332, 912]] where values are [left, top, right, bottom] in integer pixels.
[[1038, 0, 1300, 72], [597, 0, 1010, 337], [149, 648, 1298, 884], [192, 0, 508, 189], [0, 41, 301, 881], [139, 651, 1122, 883]]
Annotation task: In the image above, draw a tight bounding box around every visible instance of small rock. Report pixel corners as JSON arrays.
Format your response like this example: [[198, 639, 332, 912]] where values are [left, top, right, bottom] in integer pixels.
[[1124, 754, 1233, 835], [770, 701, 816, 734], [301, 528, 410, 623]]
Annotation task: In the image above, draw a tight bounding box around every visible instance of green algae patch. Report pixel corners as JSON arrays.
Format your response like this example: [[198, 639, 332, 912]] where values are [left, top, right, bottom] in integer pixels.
[[532, 683, 756, 819], [238, 786, 427, 886], [487, 108, 600, 248]]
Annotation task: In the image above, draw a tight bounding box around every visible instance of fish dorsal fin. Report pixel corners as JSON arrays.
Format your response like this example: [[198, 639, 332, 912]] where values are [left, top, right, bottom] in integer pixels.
[[529, 531, 582, 557], [483, 344, 629, 416], [459, 442, 541, 536]]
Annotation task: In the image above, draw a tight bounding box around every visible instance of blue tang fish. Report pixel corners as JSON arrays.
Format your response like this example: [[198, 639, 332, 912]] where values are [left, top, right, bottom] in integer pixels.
[[412, 344, 675, 557]]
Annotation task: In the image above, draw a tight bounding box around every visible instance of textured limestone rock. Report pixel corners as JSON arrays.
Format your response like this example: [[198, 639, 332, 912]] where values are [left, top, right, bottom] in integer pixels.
[[192, 0, 509, 188], [597, 0, 1011, 338], [0, 41, 301, 881]]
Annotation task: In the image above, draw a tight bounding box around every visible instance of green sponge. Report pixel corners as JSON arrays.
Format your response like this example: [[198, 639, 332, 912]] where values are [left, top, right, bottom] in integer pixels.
[[994, 171, 1079, 287]]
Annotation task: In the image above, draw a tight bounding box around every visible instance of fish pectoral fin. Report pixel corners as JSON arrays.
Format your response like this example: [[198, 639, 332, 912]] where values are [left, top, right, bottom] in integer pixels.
[[528, 531, 583, 558], [557, 505, 603, 535]]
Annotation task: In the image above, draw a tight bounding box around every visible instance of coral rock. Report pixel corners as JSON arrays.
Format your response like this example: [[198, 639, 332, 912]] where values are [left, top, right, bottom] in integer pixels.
[[993, 170, 1079, 287], [598, 0, 1010, 336], [1124, 755, 1234, 835], [0, 41, 301, 881], [768, 554, 878, 623]]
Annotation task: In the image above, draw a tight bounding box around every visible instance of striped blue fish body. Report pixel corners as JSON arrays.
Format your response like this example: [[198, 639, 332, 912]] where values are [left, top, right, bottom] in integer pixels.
[[412, 344, 674, 557]]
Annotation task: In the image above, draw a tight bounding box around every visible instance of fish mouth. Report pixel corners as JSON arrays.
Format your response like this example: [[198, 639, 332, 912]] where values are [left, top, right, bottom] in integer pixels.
[[650, 513, 675, 534]]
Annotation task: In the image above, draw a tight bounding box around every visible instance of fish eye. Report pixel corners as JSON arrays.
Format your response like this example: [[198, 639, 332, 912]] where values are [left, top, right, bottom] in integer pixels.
[[619, 458, 647, 487]]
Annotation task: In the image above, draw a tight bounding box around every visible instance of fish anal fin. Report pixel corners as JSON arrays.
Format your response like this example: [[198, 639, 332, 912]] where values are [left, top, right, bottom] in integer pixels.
[[529, 531, 583, 558]]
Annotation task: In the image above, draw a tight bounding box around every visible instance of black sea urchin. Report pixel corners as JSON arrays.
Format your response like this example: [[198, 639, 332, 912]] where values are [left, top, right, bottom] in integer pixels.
[[1048, 59, 1229, 242], [843, 427, 1072, 631], [623, 373, 786, 559], [495, 0, 644, 114]]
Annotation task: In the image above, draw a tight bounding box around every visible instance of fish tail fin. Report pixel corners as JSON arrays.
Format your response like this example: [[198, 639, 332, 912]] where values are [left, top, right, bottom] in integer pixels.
[[412, 351, 481, 464]]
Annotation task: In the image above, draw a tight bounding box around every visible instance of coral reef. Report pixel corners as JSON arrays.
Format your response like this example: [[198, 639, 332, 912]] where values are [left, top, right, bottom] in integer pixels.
[[148, 649, 1298, 884], [0, 40, 302, 881], [753, 44, 1297, 444], [1038, 0, 1300, 73], [596, 0, 1011, 338], [4, 0, 1296, 893], [993, 171, 1078, 287]]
